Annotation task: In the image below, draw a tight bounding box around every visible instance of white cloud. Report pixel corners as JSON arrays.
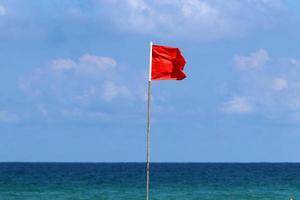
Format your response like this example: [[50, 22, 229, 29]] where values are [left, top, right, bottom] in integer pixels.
[[102, 81, 130, 102], [51, 59, 76, 71], [221, 97, 253, 114], [223, 49, 300, 119], [181, 0, 215, 17], [50, 54, 116, 74], [62, 108, 109, 122], [0, 110, 18, 123], [37, 105, 48, 117], [0, 4, 6, 16], [104, 0, 155, 33], [78, 54, 116, 74], [272, 78, 287, 91], [20, 54, 122, 99], [19, 53, 141, 122], [290, 59, 300, 67], [234, 49, 270, 69], [0, 0, 291, 41], [97, 0, 288, 40]]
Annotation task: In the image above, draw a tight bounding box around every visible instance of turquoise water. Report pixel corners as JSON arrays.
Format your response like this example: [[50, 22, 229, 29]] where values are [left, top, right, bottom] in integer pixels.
[[0, 163, 299, 199]]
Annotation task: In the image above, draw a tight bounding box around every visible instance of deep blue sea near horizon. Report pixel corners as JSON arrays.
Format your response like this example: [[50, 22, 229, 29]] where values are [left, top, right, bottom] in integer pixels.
[[0, 163, 299, 200]]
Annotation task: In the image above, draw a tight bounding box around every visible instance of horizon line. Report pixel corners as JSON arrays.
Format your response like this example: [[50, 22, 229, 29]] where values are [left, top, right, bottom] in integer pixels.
[[1, 161, 300, 164]]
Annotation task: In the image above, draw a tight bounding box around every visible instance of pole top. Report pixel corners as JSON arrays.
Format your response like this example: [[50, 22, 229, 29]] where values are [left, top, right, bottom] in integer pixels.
[[148, 42, 153, 82]]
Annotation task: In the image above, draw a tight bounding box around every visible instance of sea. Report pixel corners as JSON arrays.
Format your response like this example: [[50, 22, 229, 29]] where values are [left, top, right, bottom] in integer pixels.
[[0, 163, 299, 200]]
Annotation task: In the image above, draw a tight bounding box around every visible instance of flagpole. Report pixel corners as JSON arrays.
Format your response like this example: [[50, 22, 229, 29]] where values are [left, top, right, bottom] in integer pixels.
[[146, 41, 153, 200]]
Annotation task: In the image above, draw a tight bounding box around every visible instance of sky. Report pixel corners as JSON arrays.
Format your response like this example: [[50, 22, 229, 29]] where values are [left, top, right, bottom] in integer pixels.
[[1, 0, 300, 162]]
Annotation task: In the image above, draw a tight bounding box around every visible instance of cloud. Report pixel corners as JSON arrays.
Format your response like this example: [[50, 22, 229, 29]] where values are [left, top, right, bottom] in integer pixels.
[[97, 0, 289, 40], [223, 49, 300, 119], [0, 4, 6, 16], [51, 54, 116, 74], [78, 54, 117, 74], [0, 1, 293, 41], [221, 97, 253, 114], [272, 78, 287, 91], [37, 105, 48, 117], [19, 53, 145, 122], [0, 110, 18, 123], [62, 108, 109, 122], [51, 59, 76, 71], [20, 53, 120, 98], [234, 49, 270, 69], [102, 81, 131, 102], [290, 58, 300, 67]]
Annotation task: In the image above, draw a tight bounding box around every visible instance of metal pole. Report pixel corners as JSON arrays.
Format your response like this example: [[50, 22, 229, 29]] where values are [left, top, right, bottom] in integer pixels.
[[146, 41, 153, 200], [146, 80, 151, 200]]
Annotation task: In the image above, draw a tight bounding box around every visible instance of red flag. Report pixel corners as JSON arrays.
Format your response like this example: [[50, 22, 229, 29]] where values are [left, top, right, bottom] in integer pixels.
[[151, 44, 186, 80]]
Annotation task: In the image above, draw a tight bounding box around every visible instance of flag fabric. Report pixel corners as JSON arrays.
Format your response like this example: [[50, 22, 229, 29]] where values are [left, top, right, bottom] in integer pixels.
[[151, 44, 186, 80]]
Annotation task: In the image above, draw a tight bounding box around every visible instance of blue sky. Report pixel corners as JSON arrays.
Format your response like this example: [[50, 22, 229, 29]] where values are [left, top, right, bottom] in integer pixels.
[[1, 0, 300, 162]]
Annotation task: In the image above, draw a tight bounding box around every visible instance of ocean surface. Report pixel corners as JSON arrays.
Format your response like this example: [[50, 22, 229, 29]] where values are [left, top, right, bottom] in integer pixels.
[[0, 163, 299, 200]]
